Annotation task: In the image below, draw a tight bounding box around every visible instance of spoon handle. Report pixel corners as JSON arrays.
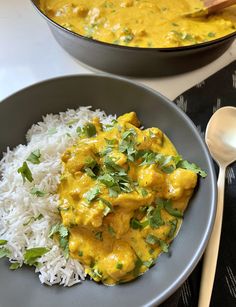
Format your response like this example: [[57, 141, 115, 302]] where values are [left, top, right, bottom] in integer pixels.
[[198, 165, 226, 307], [205, 0, 236, 14]]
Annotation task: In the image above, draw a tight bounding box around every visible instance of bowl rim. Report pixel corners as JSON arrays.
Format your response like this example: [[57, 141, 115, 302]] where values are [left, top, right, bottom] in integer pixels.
[[0, 74, 217, 306], [31, 0, 236, 52]]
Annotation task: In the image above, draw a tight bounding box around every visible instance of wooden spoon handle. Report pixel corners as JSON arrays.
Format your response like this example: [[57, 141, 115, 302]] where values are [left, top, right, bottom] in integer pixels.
[[204, 0, 236, 14], [198, 165, 226, 307]]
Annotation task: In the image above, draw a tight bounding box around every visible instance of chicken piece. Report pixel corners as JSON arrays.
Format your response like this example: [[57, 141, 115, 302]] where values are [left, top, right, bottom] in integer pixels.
[[117, 112, 141, 127], [103, 240, 136, 281], [62, 144, 96, 174], [166, 168, 197, 200]]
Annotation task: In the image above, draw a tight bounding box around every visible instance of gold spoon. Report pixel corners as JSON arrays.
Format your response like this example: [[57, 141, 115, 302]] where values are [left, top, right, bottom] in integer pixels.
[[184, 0, 236, 17], [198, 106, 236, 307]]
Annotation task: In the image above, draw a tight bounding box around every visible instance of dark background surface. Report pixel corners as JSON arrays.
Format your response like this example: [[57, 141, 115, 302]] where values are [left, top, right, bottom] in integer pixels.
[[161, 61, 236, 307]]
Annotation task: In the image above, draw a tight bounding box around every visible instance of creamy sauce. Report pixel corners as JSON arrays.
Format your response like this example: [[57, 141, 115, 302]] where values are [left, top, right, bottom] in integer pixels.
[[39, 0, 236, 47], [58, 112, 198, 285]]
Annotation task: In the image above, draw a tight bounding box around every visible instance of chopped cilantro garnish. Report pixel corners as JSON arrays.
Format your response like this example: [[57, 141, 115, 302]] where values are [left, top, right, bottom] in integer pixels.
[[17, 162, 33, 183], [90, 268, 103, 279], [0, 240, 7, 246], [85, 186, 100, 202], [147, 206, 164, 229], [208, 32, 216, 38], [83, 157, 99, 178], [98, 173, 115, 187], [84, 167, 97, 178], [24, 247, 49, 266], [177, 160, 207, 178], [145, 235, 169, 253], [108, 226, 116, 237], [133, 257, 143, 277], [130, 218, 149, 230], [78, 251, 83, 257], [84, 123, 97, 137], [138, 188, 148, 197], [168, 219, 178, 239], [99, 198, 114, 215], [145, 234, 159, 245], [119, 129, 137, 161], [0, 247, 11, 258], [30, 187, 46, 197], [116, 263, 123, 270], [27, 149, 41, 164], [48, 223, 69, 258], [9, 262, 22, 270], [124, 34, 134, 44], [98, 156, 133, 196], [156, 199, 183, 218], [143, 260, 154, 268], [95, 231, 103, 241]]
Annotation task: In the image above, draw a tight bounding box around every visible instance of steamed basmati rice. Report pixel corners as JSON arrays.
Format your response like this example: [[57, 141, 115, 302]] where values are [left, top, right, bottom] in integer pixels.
[[0, 106, 115, 286]]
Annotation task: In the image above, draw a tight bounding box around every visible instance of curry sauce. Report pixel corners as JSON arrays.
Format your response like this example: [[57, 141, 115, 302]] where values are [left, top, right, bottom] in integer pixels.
[[57, 112, 204, 285], [40, 0, 236, 48]]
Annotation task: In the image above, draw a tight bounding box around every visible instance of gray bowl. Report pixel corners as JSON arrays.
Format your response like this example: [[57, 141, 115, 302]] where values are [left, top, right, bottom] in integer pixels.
[[0, 75, 216, 307]]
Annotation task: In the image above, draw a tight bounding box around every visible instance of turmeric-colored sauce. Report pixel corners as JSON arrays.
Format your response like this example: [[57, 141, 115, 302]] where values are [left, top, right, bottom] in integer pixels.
[[58, 112, 202, 285], [39, 0, 236, 48]]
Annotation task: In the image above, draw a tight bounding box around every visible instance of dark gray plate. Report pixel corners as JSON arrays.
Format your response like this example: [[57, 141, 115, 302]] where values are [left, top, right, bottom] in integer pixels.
[[0, 75, 216, 307]]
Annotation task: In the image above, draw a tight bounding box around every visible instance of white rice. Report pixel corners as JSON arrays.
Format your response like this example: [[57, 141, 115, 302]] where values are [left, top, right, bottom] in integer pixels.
[[0, 106, 116, 286]]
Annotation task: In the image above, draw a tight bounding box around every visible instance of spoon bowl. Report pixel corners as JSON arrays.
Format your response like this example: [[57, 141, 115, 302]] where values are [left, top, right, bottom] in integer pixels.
[[205, 106, 236, 165], [198, 106, 236, 307]]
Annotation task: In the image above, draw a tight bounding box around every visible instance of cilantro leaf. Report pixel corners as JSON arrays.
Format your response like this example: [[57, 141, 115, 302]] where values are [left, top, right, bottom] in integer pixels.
[[119, 129, 137, 161], [168, 219, 178, 239], [98, 174, 115, 187], [23, 247, 49, 266], [0, 247, 11, 258], [27, 149, 41, 164], [9, 262, 22, 270], [133, 257, 143, 277], [84, 167, 97, 178], [83, 123, 97, 137], [84, 157, 97, 169], [116, 263, 123, 270], [48, 223, 69, 259], [143, 260, 154, 268], [30, 187, 46, 197], [17, 162, 33, 183], [0, 239, 8, 246], [98, 156, 133, 196], [147, 206, 165, 229], [99, 198, 114, 216], [145, 234, 159, 245], [108, 226, 116, 237], [130, 218, 149, 230], [95, 231, 103, 241], [48, 223, 60, 238], [177, 160, 207, 178], [145, 235, 169, 253], [157, 199, 183, 218], [139, 188, 148, 197], [85, 186, 100, 202], [59, 225, 68, 238]]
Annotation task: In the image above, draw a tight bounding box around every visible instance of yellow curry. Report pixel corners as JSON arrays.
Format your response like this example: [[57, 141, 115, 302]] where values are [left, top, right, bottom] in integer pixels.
[[39, 0, 236, 48], [58, 112, 205, 285]]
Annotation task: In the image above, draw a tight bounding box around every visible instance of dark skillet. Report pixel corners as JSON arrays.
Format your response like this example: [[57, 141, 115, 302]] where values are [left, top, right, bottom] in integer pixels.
[[31, 0, 236, 77]]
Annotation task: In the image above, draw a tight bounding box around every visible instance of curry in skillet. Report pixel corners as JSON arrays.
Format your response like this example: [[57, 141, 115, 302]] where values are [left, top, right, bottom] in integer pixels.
[[58, 112, 206, 285], [40, 0, 236, 48]]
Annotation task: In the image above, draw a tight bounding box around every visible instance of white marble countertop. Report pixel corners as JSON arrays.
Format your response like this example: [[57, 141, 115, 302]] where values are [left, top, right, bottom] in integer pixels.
[[1, 0, 236, 102]]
